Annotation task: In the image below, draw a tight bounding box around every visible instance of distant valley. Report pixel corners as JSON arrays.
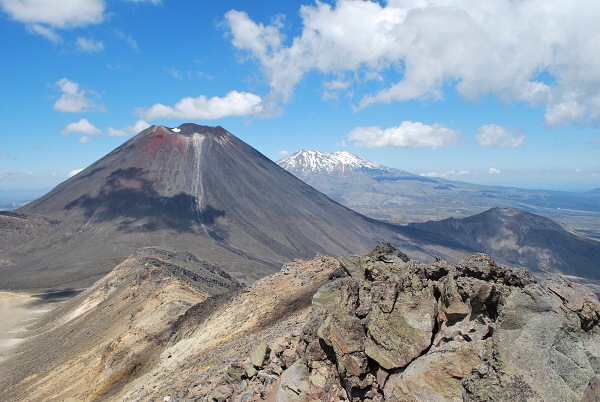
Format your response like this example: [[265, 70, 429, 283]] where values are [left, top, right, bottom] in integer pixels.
[[0, 188, 49, 212], [278, 150, 600, 239]]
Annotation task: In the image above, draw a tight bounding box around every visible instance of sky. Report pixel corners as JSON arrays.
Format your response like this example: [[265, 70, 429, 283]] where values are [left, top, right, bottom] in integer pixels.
[[1, 0, 599, 192]]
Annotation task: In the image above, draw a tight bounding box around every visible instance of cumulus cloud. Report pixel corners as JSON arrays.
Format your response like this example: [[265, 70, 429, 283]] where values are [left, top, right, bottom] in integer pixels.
[[0, 0, 105, 40], [475, 124, 525, 148], [224, 0, 600, 125], [488, 168, 501, 175], [61, 118, 101, 135], [53, 78, 102, 113], [348, 121, 459, 149], [421, 170, 470, 178], [107, 119, 150, 137], [76, 37, 104, 52], [68, 168, 84, 177], [138, 91, 263, 120]]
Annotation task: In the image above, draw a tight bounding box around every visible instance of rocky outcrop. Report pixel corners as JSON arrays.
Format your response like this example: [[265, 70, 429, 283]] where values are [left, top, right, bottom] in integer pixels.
[[271, 243, 600, 401], [0, 248, 243, 401], [3, 244, 598, 401]]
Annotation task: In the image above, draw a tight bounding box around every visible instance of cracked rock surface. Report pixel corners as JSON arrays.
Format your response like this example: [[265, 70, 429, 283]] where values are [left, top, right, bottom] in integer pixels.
[[272, 243, 600, 402]]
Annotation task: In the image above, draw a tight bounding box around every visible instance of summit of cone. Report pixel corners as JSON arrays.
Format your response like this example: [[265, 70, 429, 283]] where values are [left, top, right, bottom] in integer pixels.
[[2, 124, 469, 291]]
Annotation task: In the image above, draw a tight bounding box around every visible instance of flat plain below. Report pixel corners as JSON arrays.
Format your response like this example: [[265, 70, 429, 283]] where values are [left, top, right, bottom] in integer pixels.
[[0, 291, 71, 364]]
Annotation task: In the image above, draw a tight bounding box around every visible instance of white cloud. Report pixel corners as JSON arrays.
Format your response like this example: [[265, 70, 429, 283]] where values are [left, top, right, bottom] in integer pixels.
[[61, 118, 101, 135], [115, 30, 139, 51], [53, 78, 102, 113], [0, 0, 105, 40], [421, 171, 446, 178], [277, 150, 289, 157], [348, 121, 459, 149], [420, 170, 470, 178], [107, 119, 150, 137], [30, 23, 61, 42], [544, 93, 586, 127], [68, 168, 84, 177], [225, 0, 600, 125], [139, 91, 263, 120], [78, 136, 92, 144], [488, 168, 501, 175], [76, 37, 104, 52], [126, 0, 161, 4], [475, 124, 525, 148], [322, 79, 352, 100]]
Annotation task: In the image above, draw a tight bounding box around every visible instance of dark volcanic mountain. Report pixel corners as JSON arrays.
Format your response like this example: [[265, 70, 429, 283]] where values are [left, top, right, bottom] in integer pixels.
[[278, 150, 600, 239], [0, 124, 465, 290], [409, 208, 600, 280]]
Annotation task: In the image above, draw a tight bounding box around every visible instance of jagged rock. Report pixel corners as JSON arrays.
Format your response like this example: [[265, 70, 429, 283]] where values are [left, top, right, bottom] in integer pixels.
[[226, 364, 245, 383], [276, 360, 312, 402], [582, 375, 600, 402], [490, 278, 600, 401], [340, 255, 365, 278], [439, 273, 471, 322], [273, 245, 600, 402], [243, 362, 257, 378], [364, 286, 436, 370], [368, 242, 410, 263], [250, 342, 268, 368], [210, 384, 233, 401]]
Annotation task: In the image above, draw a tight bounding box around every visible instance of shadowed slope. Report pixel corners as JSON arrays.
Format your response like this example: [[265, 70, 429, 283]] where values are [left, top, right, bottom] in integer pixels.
[[1, 124, 467, 290], [410, 208, 600, 279]]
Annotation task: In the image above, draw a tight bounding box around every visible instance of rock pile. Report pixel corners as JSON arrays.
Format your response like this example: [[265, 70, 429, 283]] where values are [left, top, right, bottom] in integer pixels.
[[268, 243, 600, 401]]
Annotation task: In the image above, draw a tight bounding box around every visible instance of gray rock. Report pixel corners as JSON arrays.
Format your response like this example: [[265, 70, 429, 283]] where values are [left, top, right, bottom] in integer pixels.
[[249, 342, 267, 368], [276, 360, 311, 402], [493, 278, 600, 401]]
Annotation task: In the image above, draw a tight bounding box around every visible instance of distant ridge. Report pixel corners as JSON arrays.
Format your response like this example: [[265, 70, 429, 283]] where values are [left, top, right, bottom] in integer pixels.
[[277, 149, 600, 239], [278, 149, 391, 175], [1, 124, 465, 290], [409, 207, 600, 280]]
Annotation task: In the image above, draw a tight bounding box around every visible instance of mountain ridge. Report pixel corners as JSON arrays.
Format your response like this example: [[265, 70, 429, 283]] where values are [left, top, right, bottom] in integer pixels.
[[277, 149, 600, 239], [279, 149, 392, 175], [1, 124, 468, 291]]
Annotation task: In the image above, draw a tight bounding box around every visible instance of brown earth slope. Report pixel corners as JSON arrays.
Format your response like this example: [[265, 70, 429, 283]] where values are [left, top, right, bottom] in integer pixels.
[[0, 247, 242, 401], [2, 244, 598, 401]]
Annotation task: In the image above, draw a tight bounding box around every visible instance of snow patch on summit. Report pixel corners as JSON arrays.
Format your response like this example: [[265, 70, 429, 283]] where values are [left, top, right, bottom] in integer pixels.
[[171, 127, 181, 133], [278, 150, 388, 175]]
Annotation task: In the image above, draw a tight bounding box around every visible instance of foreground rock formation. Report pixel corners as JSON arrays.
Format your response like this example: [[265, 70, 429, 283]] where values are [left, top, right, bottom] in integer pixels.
[[270, 244, 600, 401], [210, 244, 600, 401], [1, 244, 598, 401]]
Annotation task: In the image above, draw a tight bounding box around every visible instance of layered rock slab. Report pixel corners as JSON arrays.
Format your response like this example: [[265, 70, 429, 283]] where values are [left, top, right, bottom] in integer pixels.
[[275, 244, 600, 402]]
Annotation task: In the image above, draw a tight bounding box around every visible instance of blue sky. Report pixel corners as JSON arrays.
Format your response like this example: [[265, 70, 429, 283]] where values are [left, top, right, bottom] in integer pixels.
[[1, 0, 599, 191]]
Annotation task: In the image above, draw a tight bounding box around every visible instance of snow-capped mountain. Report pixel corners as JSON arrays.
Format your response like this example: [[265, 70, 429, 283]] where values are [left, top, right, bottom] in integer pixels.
[[277, 150, 389, 175]]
